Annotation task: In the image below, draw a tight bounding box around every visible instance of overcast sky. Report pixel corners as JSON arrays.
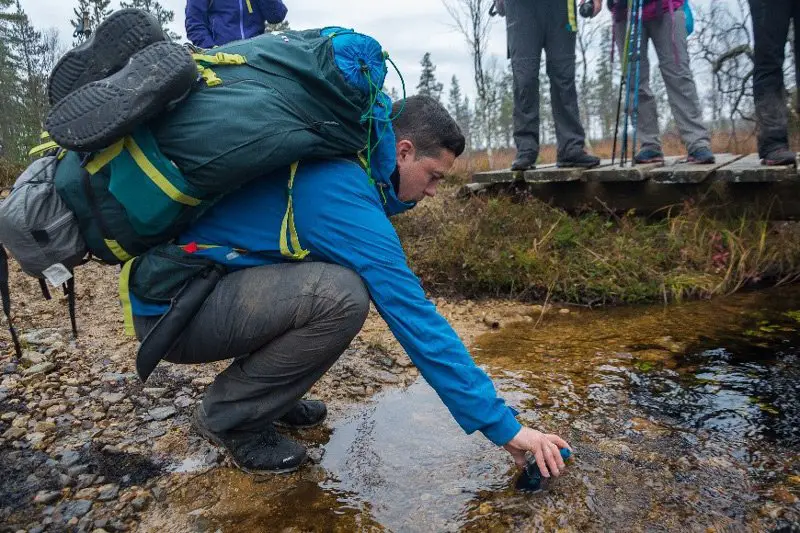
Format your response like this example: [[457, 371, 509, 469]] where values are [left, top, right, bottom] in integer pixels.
[[23, 0, 722, 100]]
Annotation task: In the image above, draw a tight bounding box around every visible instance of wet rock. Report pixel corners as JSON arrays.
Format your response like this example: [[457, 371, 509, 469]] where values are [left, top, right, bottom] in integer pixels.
[[97, 484, 119, 501], [76, 473, 97, 489], [23, 362, 56, 377], [143, 388, 167, 399], [99, 392, 125, 404], [559, 308, 571, 314], [130, 495, 149, 511], [149, 407, 176, 421], [61, 499, 92, 519], [307, 447, 325, 464], [33, 490, 61, 504], [60, 449, 82, 467]]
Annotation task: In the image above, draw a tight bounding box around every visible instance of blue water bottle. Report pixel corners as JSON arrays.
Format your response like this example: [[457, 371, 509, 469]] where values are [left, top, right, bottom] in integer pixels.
[[515, 448, 572, 492]]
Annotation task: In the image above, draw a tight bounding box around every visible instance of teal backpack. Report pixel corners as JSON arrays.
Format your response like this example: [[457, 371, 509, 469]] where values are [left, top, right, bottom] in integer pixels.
[[1, 26, 398, 357]]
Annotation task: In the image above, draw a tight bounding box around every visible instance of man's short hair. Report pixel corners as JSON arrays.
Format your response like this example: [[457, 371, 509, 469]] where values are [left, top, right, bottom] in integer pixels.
[[391, 95, 465, 158]]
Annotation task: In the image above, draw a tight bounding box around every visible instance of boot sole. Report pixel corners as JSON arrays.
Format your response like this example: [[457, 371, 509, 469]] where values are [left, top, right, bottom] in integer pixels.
[[764, 158, 797, 166], [48, 8, 166, 106], [46, 42, 197, 152], [192, 409, 307, 475]]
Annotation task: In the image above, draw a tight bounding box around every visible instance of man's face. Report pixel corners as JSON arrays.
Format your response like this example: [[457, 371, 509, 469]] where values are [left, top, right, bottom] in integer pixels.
[[395, 140, 456, 203]]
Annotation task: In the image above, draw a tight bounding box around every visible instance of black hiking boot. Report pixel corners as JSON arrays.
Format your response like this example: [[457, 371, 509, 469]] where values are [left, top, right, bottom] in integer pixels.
[[511, 152, 538, 171], [45, 41, 197, 152], [274, 399, 328, 429], [763, 147, 797, 166], [192, 406, 308, 474], [557, 151, 600, 169], [47, 8, 168, 106]]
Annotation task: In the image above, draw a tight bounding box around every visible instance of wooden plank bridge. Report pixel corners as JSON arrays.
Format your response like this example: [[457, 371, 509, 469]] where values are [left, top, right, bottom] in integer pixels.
[[465, 154, 800, 219]]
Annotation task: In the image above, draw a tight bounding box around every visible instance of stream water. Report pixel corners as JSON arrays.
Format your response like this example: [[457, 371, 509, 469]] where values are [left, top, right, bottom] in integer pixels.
[[172, 287, 800, 532]]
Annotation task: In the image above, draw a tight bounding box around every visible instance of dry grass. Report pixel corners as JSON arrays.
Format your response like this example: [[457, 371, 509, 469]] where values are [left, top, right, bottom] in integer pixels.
[[0, 158, 23, 189], [394, 187, 800, 306]]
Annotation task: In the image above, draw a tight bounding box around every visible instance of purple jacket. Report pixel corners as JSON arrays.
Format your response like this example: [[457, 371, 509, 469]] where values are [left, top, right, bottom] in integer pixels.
[[609, 0, 684, 23], [185, 0, 288, 48]]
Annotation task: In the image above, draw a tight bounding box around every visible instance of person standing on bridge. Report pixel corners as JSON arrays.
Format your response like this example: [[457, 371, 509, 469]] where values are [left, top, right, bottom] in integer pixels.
[[608, 0, 714, 165], [748, 0, 798, 166], [185, 0, 288, 48], [492, 0, 602, 171]]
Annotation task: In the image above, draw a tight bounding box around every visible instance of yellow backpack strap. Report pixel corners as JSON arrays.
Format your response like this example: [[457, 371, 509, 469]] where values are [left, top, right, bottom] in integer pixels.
[[28, 140, 60, 158], [84, 138, 125, 174], [118, 258, 137, 336], [191, 52, 247, 66], [245, 0, 253, 13], [279, 161, 310, 260], [198, 65, 223, 87]]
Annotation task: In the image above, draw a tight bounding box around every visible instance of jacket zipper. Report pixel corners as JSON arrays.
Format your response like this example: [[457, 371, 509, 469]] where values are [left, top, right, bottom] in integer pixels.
[[239, 0, 245, 39]]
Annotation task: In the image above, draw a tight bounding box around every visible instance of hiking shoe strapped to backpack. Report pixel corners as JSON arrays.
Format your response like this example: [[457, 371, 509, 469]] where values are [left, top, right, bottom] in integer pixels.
[[48, 8, 168, 106], [193, 406, 308, 474], [46, 11, 197, 152]]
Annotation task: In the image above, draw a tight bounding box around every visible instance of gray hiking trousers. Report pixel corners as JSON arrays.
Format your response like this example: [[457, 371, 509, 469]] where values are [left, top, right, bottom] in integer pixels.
[[614, 8, 710, 153], [134, 262, 370, 433], [506, 0, 587, 160]]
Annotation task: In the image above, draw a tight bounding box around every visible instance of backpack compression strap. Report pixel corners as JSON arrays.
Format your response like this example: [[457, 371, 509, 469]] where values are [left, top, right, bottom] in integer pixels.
[[0, 246, 22, 358]]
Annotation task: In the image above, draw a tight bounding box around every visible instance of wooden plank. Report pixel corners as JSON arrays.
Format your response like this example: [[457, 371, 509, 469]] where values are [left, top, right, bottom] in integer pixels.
[[647, 153, 740, 184], [582, 157, 677, 182], [713, 153, 797, 183]]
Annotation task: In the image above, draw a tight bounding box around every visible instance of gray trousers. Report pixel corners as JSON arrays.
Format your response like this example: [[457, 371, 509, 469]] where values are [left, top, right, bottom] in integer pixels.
[[614, 9, 710, 153], [506, 0, 587, 159], [134, 262, 370, 433]]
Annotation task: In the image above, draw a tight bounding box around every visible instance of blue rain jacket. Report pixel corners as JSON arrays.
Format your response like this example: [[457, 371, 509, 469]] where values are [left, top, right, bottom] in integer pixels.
[[127, 104, 522, 446], [185, 0, 287, 48]]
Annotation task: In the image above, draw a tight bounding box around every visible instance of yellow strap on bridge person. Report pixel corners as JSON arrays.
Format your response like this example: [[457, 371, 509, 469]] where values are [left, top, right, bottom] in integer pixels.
[[567, 0, 578, 31]]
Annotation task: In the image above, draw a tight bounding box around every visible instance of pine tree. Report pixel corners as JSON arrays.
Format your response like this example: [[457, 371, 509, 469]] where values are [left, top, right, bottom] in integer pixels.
[[593, 26, 618, 139], [0, 0, 23, 161], [9, 0, 49, 157], [448, 75, 462, 118], [119, 0, 179, 40], [71, 0, 112, 44], [417, 52, 443, 101], [497, 66, 514, 149], [266, 20, 290, 32]]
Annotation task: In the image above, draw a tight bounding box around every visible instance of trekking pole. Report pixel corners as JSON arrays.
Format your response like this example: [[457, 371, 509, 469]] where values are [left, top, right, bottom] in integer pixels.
[[630, 0, 646, 162], [611, 0, 635, 165], [619, 0, 640, 166]]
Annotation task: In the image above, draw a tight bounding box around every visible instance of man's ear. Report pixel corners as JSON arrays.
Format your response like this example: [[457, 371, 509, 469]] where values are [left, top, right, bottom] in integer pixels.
[[396, 139, 415, 163]]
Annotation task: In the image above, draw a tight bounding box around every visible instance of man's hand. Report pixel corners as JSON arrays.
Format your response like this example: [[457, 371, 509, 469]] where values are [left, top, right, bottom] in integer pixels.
[[503, 427, 571, 477], [490, 0, 505, 17], [593, 0, 602, 17]]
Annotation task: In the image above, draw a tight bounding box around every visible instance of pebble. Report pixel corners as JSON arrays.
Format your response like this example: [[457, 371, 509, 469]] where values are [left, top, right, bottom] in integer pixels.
[[2, 362, 17, 374], [191, 377, 214, 387], [374, 370, 400, 384], [143, 388, 167, 398], [21, 351, 46, 366], [76, 473, 97, 489], [130, 496, 148, 511], [46, 404, 67, 417], [33, 490, 61, 505], [34, 421, 56, 433], [74, 487, 98, 500], [100, 392, 125, 404], [61, 499, 92, 519], [97, 484, 120, 501], [478, 502, 493, 515], [174, 396, 193, 409], [23, 362, 56, 376], [149, 406, 177, 421], [26, 432, 47, 445], [11, 415, 29, 427], [559, 308, 571, 314], [60, 449, 82, 467]]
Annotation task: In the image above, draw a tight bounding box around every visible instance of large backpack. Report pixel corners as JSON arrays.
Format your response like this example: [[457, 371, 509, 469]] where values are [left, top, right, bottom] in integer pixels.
[[0, 26, 397, 357]]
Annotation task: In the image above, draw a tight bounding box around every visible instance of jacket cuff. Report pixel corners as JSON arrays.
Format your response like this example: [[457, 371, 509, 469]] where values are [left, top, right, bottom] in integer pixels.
[[482, 408, 522, 446]]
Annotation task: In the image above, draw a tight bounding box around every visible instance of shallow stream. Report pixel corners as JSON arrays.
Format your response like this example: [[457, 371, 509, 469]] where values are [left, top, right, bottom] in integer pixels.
[[171, 287, 800, 532]]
